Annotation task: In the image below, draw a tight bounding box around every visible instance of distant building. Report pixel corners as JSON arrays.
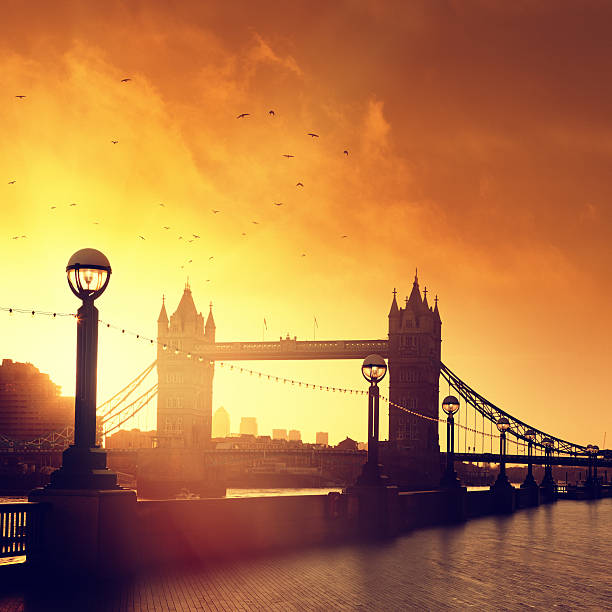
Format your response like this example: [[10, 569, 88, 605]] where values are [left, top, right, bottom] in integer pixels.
[[315, 432, 329, 446], [336, 437, 358, 451], [105, 428, 156, 449], [240, 417, 258, 437], [0, 359, 74, 442], [272, 428, 288, 441], [357, 442, 368, 451], [212, 406, 230, 438], [288, 429, 301, 442]]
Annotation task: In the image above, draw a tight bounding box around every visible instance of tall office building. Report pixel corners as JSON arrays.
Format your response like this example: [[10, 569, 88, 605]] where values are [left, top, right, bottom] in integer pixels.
[[0, 359, 74, 441], [288, 429, 301, 442], [212, 406, 230, 438], [272, 429, 288, 441], [240, 417, 258, 436], [315, 432, 329, 446]]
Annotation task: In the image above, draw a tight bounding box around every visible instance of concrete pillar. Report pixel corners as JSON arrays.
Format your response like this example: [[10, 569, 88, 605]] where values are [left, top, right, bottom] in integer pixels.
[[28, 488, 138, 576]]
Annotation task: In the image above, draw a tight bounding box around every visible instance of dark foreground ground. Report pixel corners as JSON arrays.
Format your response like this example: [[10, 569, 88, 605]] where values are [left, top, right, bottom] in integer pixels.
[[1, 498, 610, 611]]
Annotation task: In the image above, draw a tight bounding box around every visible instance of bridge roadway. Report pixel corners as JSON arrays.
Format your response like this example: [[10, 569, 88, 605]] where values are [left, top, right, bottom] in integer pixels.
[[193, 338, 389, 360], [450, 452, 612, 467]]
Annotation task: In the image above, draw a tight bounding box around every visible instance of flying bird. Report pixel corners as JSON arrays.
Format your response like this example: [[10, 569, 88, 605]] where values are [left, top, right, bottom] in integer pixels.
[[301, 253, 306, 257], [268, 110, 275, 116], [205, 279, 211, 282], [188, 259, 193, 263], [343, 150, 349, 156], [69, 203, 77, 206], [8, 180, 16, 184], [193, 234, 200, 238], [159, 203, 165, 207], [50, 206, 56, 210], [111, 140, 119, 144], [11, 236, 19, 240], [208, 256, 214, 261], [188, 239, 194, 243], [241, 232, 247, 236], [120, 78, 131, 83], [252, 221, 259, 225], [178, 236, 183, 240], [283, 154, 295, 158], [296, 182, 303, 187], [307, 133, 319, 138], [162, 226, 170, 230], [236, 113, 250, 119], [138, 235, 145, 240], [15, 95, 26, 99], [212, 209, 220, 214], [273, 202, 283, 206], [341, 235, 348, 239], [93, 222, 99, 225]]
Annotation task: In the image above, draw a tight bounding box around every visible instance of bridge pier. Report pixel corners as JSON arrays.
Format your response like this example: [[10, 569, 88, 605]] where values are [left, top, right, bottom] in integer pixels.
[[28, 488, 138, 577]]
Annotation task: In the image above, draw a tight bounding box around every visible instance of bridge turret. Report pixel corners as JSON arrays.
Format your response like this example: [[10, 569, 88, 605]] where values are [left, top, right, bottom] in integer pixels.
[[157, 296, 169, 348], [205, 302, 216, 342], [388, 289, 400, 334], [386, 270, 442, 489]]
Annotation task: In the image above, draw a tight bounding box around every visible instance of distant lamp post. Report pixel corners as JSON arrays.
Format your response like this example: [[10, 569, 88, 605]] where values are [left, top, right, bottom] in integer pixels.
[[540, 437, 555, 491], [592, 446, 599, 484], [585, 444, 593, 484], [492, 417, 511, 489], [356, 354, 387, 486], [521, 429, 538, 488], [440, 395, 461, 488], [48, 248, 119, 490]]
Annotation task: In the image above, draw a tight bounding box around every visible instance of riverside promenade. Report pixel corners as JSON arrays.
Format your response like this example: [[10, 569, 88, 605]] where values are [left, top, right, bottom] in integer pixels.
[[1, 498, 610, 611]]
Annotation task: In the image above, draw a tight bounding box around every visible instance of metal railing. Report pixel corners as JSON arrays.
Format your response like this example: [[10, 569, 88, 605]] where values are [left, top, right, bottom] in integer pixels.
[[0, 502, 45, 559]]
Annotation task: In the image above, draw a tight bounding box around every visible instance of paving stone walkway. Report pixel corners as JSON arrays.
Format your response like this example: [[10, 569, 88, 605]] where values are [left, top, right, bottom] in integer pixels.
[[1, 499, 610, 611]]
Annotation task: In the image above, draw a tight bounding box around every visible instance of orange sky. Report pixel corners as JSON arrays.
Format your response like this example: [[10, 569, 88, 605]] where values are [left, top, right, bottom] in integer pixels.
[[1, 1, 610, 447]]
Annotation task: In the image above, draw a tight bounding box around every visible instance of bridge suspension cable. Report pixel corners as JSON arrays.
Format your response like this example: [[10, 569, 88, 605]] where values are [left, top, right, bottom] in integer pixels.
[[96, 360, 157, 420], [440, 362, 586, 456], [102, 384, 158, 436]]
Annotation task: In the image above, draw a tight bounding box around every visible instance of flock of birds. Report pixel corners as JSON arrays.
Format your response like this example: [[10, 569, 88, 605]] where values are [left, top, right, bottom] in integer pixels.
[[7, 78, 353, 275]]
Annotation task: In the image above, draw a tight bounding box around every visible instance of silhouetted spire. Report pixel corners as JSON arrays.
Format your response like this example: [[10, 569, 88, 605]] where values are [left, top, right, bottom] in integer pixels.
[[388, 288, 400, 317], [423, 286, 429, 309], [175, 284, 198, 320], [406, 269, 422, 309], [157, 295, 168, 323], [205, 301, 216, 329], [434, 295, 441, 321]]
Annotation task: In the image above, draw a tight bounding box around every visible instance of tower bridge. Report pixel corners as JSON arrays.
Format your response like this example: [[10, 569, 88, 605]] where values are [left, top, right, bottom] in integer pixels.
[[156, 273, 442, 486]]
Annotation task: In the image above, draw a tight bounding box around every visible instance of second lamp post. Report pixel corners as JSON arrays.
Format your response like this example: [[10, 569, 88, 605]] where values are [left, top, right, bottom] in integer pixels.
[[440, 395, 461, 488]]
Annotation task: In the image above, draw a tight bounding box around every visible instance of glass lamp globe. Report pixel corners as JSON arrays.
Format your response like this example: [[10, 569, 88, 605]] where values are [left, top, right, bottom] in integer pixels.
[[585, 444, 593, 453], [361, 354, 387, 384], [66, 248, 112, 301], [442, 395, 460, 415], [591, 445, 599, 455], [525, 429, 536, 441], [542, 437, 554, 449], [496, 417, 510, 432]]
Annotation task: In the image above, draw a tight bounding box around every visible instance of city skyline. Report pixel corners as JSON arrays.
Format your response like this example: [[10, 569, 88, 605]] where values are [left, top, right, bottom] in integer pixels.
[[1, 1, 611, 449]]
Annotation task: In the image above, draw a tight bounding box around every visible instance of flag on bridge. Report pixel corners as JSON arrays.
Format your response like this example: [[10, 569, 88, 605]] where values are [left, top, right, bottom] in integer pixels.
[[263, 318, 268, 330], [314, 316, 318, 328]]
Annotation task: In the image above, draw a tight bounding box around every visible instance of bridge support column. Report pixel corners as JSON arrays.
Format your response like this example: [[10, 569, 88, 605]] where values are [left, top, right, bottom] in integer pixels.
[[28, 488, 138, 577]]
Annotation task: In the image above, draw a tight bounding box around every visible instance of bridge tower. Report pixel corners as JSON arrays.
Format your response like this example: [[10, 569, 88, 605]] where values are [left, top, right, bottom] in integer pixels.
[[385, 272, 441, 487], [156, 282, 215, 447]]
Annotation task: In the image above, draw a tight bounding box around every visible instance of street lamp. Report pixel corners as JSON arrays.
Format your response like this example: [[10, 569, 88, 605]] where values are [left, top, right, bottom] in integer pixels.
[[440, 395, 461, 488], [356, 354, 387, 486], [48, 248, 119, 490], [592, 445, 599, 485], [540, 437, 555, 491], [492, 416, 511, 489], [521, 429, 537, 488]]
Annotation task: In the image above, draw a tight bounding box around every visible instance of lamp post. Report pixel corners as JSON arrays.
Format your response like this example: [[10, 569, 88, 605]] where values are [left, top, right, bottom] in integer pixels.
[[356, 354, 387, 486], [592, 445, 599, 485], [492, 417, 511, 489], [48, 248, 119, 490], [521, 429, 537, 488], [585, 444, 593, 485], [540, 437, 555, 492], [440, 395, 461, 488]]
